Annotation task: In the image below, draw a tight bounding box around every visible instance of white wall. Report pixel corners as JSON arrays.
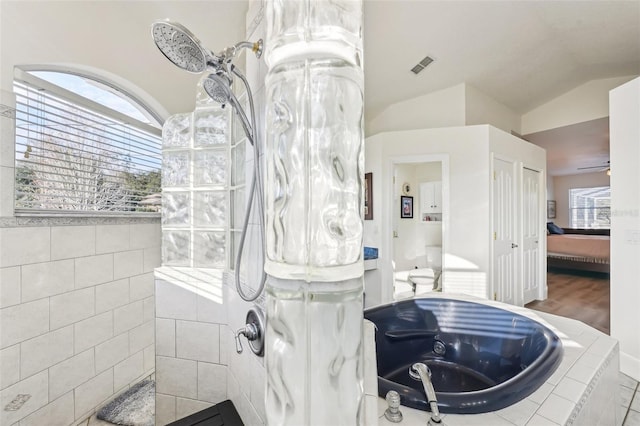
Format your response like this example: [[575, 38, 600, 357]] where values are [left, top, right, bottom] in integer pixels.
[[465, 84, 521, 135], [0, 221, 160, 426], [489, 126, 547, 168], [366, 83, 522, 137], [363, 136, 383, 250], [546, 173, 555, 203], [0, 1, 247, 119], [551, 172, 610, 228], [366, 83, 466, 136], [610, 77, 640, 381], [365, 125, 546, 304], [521, 76, 637, 135], [366, 126, 491, 302]]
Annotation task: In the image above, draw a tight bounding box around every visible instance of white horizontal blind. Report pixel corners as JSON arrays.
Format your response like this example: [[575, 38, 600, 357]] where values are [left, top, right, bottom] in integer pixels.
[[14, 74, 162, 214], [569, 186, 611, 229]]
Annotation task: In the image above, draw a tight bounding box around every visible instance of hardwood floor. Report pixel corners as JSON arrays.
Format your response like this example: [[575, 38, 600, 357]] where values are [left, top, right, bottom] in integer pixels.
[[526, 268, 610, 335]]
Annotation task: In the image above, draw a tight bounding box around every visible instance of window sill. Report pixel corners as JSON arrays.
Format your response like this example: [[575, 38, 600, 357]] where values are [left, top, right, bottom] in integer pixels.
[[1, 211, 160, 228]]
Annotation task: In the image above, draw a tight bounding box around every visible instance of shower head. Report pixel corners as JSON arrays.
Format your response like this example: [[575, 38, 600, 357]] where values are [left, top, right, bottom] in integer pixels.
[[151, 20, 219, 73], [204, 72, 253, 138], [203, 73, 233, 105], [152, 20, 264, 74]]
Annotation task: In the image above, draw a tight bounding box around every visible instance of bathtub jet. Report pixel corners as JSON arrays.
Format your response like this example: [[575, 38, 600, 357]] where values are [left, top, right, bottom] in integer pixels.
[[364, 297, 563, 414]]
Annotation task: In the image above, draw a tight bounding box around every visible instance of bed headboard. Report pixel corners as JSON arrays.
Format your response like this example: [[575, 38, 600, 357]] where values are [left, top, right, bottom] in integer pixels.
[[561, 228, 610, 236]]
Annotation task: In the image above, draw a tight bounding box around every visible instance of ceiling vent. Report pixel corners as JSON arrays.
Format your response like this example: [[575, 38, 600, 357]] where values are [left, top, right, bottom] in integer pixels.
[[411, 56, 434, 74]]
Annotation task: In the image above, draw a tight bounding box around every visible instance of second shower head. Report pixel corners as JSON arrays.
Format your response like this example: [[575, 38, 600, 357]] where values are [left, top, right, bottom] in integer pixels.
[[203, 73, 233, 106]]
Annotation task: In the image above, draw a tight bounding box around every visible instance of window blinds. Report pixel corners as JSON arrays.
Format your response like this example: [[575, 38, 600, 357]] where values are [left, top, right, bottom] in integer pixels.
[[14, 73, 162, 214], [569, 186, 611, 229]]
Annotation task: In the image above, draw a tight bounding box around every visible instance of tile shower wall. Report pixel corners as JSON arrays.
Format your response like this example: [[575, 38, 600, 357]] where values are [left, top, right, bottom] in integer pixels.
[[156, 0, 266, 425], [0, 220, 160, 426], [155, 3, 268, 425], [224, 1, 268, 424], [154, 268, 229, 425], [155, 51, 234, 426]]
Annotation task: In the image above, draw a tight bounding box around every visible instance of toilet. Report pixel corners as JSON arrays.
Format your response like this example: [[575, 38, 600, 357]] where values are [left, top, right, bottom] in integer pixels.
[[393, 245, 443, 299]]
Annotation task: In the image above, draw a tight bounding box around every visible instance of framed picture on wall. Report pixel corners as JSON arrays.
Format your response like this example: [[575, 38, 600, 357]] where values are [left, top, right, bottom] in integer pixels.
[[547, 200, 556, 219], [364, 172, 373, 220], [401, 196, 413, 219]]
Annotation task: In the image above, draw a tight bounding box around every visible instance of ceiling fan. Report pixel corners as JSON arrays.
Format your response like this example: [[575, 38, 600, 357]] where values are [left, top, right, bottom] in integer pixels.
[[577, 161, 610, 175]]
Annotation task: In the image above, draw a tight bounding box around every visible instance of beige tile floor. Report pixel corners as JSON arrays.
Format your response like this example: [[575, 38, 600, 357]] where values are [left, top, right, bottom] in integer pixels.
[[78, 373, 640, 426], [622, 372, 640, 426]]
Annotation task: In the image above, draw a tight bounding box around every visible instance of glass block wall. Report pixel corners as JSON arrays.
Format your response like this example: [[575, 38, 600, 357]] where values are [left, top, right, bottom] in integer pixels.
[[161, 80, 231, 268], [156, 77, 237, 424], [229, 86, 249, 280]]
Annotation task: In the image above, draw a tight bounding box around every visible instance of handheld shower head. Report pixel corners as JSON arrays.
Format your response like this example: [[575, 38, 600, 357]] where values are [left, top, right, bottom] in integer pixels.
[[151, 20, 219, 73], [203, 73, 233, 105], [203, 72, 253, 139]]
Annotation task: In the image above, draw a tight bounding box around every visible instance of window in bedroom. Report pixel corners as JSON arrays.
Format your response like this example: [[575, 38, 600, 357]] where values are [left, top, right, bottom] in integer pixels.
[[569, 186, 610, 229], [14, 69, 162, 214]]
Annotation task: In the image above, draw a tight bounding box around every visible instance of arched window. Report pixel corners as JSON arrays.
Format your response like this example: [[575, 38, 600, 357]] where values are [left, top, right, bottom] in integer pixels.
[[14, 69, 162, 214]]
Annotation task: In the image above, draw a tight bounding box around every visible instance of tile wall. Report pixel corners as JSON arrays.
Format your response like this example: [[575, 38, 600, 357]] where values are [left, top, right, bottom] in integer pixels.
[[0, 220, 160, 425], [155, 56, 235, 426], [154, 1, 268, 425], [153, 268, 230, 425], [223, 1, 268, 423]]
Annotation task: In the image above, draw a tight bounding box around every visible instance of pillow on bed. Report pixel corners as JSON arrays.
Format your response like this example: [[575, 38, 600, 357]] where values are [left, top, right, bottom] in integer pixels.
[[547, 222, 564, 234]]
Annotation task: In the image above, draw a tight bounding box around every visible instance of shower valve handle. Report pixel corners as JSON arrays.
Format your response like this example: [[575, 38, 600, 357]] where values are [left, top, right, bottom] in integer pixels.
[[234, 307, 265, 356], [235, 323, 258, 354]]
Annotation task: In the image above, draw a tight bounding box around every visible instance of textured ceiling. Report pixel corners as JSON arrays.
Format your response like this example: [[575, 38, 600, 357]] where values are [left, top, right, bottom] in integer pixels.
[[1, 1, 639, 176], [363, 0, 640, 120]]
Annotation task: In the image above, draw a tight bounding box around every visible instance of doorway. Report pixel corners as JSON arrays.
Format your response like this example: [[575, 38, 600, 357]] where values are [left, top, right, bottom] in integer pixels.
[[390, 156, 448, 300]]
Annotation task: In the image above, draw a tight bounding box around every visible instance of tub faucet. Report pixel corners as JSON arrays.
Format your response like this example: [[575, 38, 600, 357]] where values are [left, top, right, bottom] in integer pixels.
[[409, 363, 442, 425], [384, 390, 403, 422]]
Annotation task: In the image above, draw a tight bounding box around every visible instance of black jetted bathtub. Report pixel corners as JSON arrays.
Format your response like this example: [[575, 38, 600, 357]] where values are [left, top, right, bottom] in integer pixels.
[[364, 297, 563, 414]]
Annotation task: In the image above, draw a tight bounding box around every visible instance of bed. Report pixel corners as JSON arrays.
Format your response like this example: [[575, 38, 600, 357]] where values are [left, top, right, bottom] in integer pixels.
[[546, 227, 610, 273]]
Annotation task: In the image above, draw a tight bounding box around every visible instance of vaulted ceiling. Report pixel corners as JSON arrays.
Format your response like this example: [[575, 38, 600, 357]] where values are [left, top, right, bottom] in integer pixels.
[[2, 1, 639, 175], [363, 1, 640, 120]]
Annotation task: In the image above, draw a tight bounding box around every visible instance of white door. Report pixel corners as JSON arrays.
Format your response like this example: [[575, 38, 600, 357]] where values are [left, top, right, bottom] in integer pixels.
[[522, 168, 541, 303], [493, 158, 518, 305]]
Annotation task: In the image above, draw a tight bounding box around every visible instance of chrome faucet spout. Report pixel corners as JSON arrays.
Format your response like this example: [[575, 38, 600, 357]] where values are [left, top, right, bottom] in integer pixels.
[[410, 362, 443, 424]]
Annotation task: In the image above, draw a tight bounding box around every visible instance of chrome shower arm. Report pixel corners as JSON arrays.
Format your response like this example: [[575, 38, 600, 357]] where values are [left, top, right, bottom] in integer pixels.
[[234, 40, 263, 58]]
